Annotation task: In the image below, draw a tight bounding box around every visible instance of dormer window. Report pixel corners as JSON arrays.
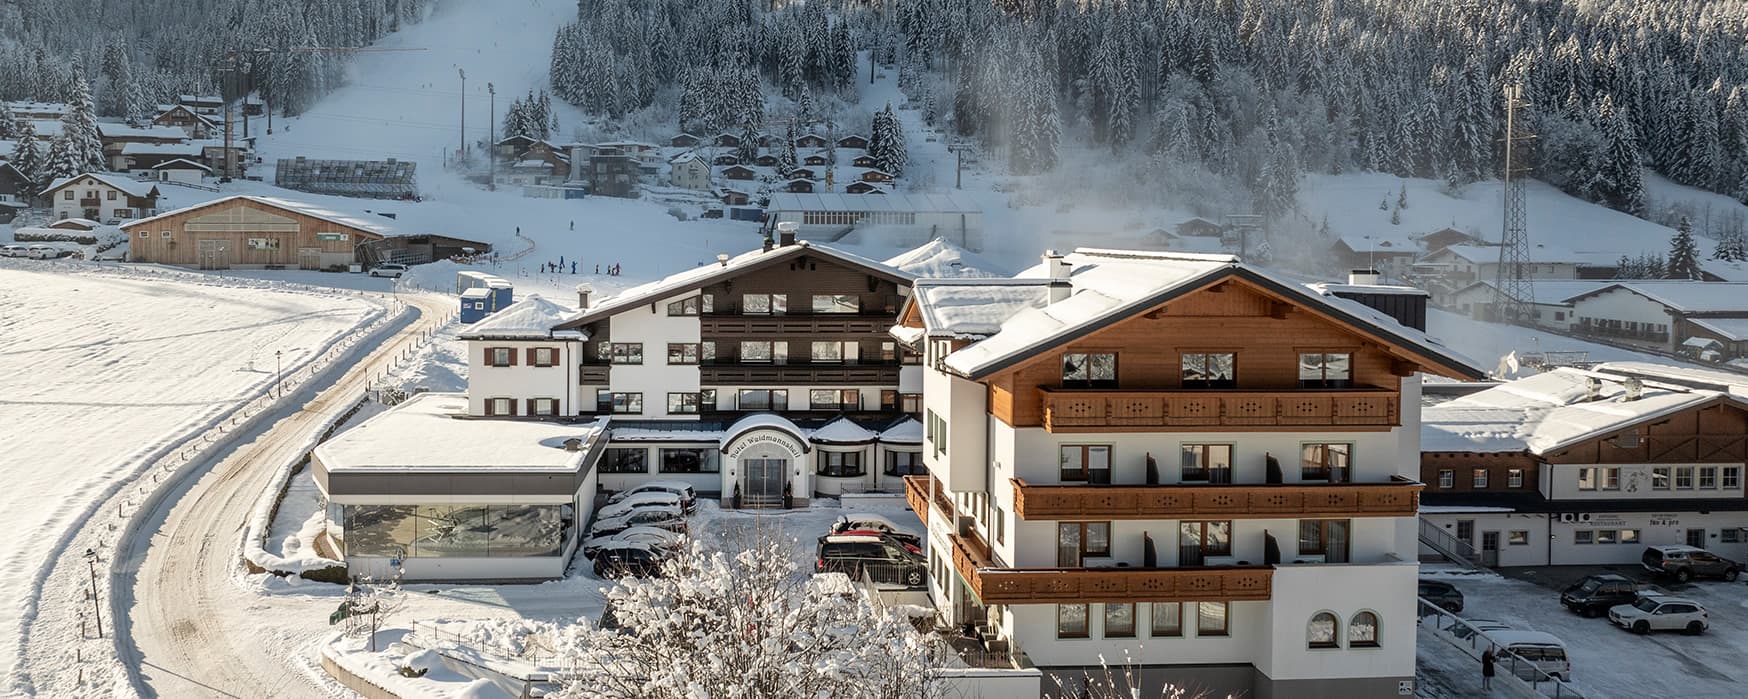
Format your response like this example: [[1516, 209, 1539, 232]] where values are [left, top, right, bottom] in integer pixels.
[[1061, 352, 1116, 388]]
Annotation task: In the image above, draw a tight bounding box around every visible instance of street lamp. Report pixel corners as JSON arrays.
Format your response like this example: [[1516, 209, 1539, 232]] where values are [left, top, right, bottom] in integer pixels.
[[487, 82, 496, 191], [275, 350, 283, 398], [83, 549, 102, 638], [458, 67, 467, 162]]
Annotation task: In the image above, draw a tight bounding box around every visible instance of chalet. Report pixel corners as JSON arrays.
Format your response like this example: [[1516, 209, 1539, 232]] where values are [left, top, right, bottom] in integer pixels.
[[713, 133, 741, 148], [668, 151, 712, 190], [1175, 217, 1225, 238], [788, 167, 817, 180], [120, 196, 389, 270], [843, 181, 886, 195], [4, 101, 68, 125], [151, 105, 218, 139], [596, 141, 659, 155], [670, 133, 701, 148], [794, 132, 828, 149], [756, 133, 780, 148], [803, 152, 831, 167], [850, 154, 878, 168], [45, 218, 98, 231], [1421, 364, 1748, 567], [1440, 280, 1613, 330], [493, 135, 544, 160], [753, 153, 779, 167], [784, 178, 817, 193], [721, 165, 756, 181], [503, 142, 571, 186], [275, 157, 418, 200], [587, 148, 640, 198], [716, 188, 750, 206], [0, 162, 34, 219], [1564, 282, 1748, 358], [41, 174, 160, 222], [1328, 234, 1417, 284], [97, 124, 188, 170], [712, 153, 741, 166], [767, 192, 985, 250], [836, 134, 868, 150], [1416, 244, 1592, 307], [1419, 227, 1485, 254], [119, 142, 208, 176], [859, 169, 895, 184], [148, 158, 214, 186]]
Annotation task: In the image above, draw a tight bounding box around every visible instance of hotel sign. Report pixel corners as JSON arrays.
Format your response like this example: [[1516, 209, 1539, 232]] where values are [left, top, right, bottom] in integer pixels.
[[725, 432, 805, 459], [316, 232, 349, 241]]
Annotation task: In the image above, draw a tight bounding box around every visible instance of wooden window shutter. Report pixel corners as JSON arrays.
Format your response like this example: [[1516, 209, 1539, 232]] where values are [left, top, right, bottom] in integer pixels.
[[525, 398, 535, 416], [483, 399, 494, 417], [509, 347, 518, 366], [526, 348, 537, 366]]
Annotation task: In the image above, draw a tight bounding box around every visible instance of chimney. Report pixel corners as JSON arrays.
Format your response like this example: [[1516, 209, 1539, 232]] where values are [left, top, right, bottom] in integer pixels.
[[576, 284, 592, 309], [717, 253, 730, 267], [1043, 250, 1072, 304], [1623, 377, 1644, 401], [1348, 268, 1382, 286], [777, 221, 798, 247], [1585, 377, 1602, 402]]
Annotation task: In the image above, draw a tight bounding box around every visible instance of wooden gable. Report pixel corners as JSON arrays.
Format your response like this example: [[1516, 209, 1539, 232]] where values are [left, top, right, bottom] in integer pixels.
[[1542, 399, 1748, 465]]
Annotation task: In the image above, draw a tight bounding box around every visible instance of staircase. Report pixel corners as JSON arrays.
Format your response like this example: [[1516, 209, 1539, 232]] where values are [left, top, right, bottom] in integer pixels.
[[1418, 516, 1487, 570], [740, 494, 784, 509]]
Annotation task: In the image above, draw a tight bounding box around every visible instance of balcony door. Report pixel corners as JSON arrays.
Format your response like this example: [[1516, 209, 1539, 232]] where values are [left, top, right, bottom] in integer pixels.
[[1179, 520, 1231, 566], [1057, 522, 1110, 567], [1181, 444, 1232, 484]]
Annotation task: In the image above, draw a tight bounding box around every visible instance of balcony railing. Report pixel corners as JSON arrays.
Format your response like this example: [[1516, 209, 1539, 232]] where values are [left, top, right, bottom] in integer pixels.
[[903, 474, 952, 528], [948, 530, 1272, 605], [1009, 478, 1422, 520], [701, 313, 894, 336], [577, 364, 610, 384], [701, 362, 900, 385], [1039, 387, 1399, 432]]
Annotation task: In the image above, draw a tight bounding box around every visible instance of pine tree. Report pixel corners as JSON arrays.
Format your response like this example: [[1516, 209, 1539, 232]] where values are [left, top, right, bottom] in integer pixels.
[[736, 122, 759, 164], [777, 123, 798, 177], [9, 120, 43, 184], [1255, 108, 1299, 222], [0, 101, 15, 140], [869, 104, 908, 177], [1595, 95, 1646, 215], [1616, 255, 1635, 278], [1667, 217, 1703, 279], [60, 74, 105, 173], [1398, 183, 1409, 209], [43, 133, 83, 181], [1449, 53, 1494, 183]]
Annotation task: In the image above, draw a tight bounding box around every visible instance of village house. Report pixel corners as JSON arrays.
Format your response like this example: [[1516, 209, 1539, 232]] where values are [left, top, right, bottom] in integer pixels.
[[713, 132, 741, 148], [712, 153, 741, 166], [668, 151, 712, 190], [587, 147, 639, 198], [96, 123, 189, 170], [836, 134, 869, 150], [148, 158, 215, 186], [794, 132, 828, 149], [118, 142, 208, 175], [859, 169, 895, 184], [4, 100, 68, 126], [0, 162, 34, 221], [844, 181, 887, 195], [1327, 234, 1418, 284], [1438, 280, 1613, 331], [119, 196, 389, 270], [851, 153, 878, 168], [788, 167, 817, 180], [716, 188, 750, 206], [803, 152, 831, 167], [720, 164, 756, 181], [669, 133, 700, 148], [1562, 282, 1748, 360], [177, 94, 263, 117], [41, 173, 161, 222], [784, 178, 817, 193], [753, 153, 779, 168], [151, 105, 219, 139]]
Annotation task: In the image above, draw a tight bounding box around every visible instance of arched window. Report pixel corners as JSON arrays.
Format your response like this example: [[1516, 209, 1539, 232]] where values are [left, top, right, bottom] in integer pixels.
[[1350, 611, 1380, 648], [1308, 611, 1340, 649]]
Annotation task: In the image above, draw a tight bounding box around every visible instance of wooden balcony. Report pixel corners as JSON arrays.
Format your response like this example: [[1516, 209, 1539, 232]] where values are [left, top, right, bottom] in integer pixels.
[[948, 530, 1272, 605], [701, 313, 893, 336], [903, 474, 953, 528], [700, 363, 900, 385], [1039, 387, 1399, 432], [1009, 478, 1422, 521]]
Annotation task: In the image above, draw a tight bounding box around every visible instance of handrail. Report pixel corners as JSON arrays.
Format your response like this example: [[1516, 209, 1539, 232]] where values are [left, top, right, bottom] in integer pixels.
[[1418, 598, 1588, 698], [1418, 517, 1484, 569]]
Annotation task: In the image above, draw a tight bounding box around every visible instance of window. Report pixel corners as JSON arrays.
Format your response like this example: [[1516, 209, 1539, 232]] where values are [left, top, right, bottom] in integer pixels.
[[1060, 445, 1112, 483], [885, 451, 924, 476], [529, 347, 557, 367], [1603, 467, 1621, 490], [1057, 522, 1111, 566], [486, 347, 515, 367], [1349, 612, 1379, 648], [1180, 444, 1232, 483], [701, 341, 716, 362], [1104, 603, 1136, 638], [742, 293, 787, 314], [486, 397, 514, 416], [666, 296, 701, 315], [1575, 530, 1594, 545], [1301, 443, 1351, 482], [810, 389, 860, 411], [1619, 529, 1639, 544], [880, 341, 897, 362], [1508, 468, 1525, 488], [1700, 466, 1717, 489], [1724, 529, 1742, 544], [527, 398, 558, 416], [1508, 530, 1530, 546], [1062, 352, 1118, 388], [1180, 352, 1236, 388], [660, 448, 715, 473], [700, 294, 714, 313], [601, 343, 643, 364], [667, 392, 701, 414], [740, 340, 773, 363], [63, 190, 73, 200], [1438, 469, 1454, 488], [1726, 467, 1742, 489], [811, 341, 845, 363], [162, 230, 171, 238], [1197, 602, 1229, 636], [818, 451, 864, 477], [926, 409, 947, 457], [106, 190, 116, 200], [1677, 467, 1695, 490], [1472, 468, 1489, 489], [1577, 467, 1597, 491], [1596, 530, 1617, 544], [1149, 603, 1182, 637], [667, 343, 699, 364], [1297, 520, 1350, 562], [901, 393, 922, 413], [737, 389, 788, 411], [601, 448, 648, 473], [137, 231, 148, 239], [1308, 612, 1340, 649], [1179, 521, 1231, 565], [1298, 352, 1353, 388], [1653, 467, 1671, 490], [599, 392, 642, 414], [811, 294, 859, 314], [1057, 604, 1089, 639]]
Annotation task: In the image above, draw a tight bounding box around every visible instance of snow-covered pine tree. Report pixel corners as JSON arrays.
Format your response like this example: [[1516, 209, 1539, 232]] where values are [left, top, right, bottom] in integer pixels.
[[61, 74, 105, 173], [1255, 108, 1298, 222], [878, 105, 908, 177], [1676, 89, 1721, 189], [1667, 217, 1703, 279], [777, 123, 798, 177], [1595, 95, 1646, 215], [0, 101, 14, 139], [1616, 254, 1635, 278], [42, 133, 83, 181], [1398, 182, 1408, 209], [9, 121, 43, 183], [736, 122, 759, 164]]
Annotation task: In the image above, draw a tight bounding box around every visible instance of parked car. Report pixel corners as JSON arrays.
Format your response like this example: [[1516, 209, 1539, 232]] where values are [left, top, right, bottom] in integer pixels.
[[27, 244, 65, 259], [815, 532, 927, 589], [0, 244, 28, 257], [595, 492, 685, 521], [1561, 574, 1641, 617], [1418, 579, 1465, 613], [582, 525, 685, 559], [608, 481, 697, 513], [592, 542, 665, 578], [1609, 595, 1708, 635], [1641, 545, 1741, 583], [1482, 630, 1571, 681], [830, 513, 921, 547], [589, 505, 686, 538], [1450, 619, 1512, 644], [368, 263, 407, 278]]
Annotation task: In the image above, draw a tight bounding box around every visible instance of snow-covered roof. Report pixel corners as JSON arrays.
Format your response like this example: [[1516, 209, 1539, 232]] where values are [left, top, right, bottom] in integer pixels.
[[1564, 282, 1748, 314], [907, 279, 1052, 340], [1306, 282, 1429, 297], [809, 416, 877, 445], [42, 173, 159, 199], [122, 196, 393, 237], [97, 123, 187, 141], [556, 242, 914, 329], [883, 238, 1004, 279], [668, 151, 703, 165], [1421, 367, 1746, 454], [607, 425, 724, 442], [1429, 244, 1607, 266], [3, 100, 68, 115], [1336, 234, 1417, 254], [27, 120, 61, 138], [1687, 317, 1748, 341], [458, 295, 586, 340], [1449, 280, 1617, 306], [149, 158, 212, 173], [1590, 362, 1748, 398], [121, 142, 204, 156], [767, 191, 981, 214], [313, 393, 605, 473], [720, 413, 810, 453], [878, 418, 923, 445]]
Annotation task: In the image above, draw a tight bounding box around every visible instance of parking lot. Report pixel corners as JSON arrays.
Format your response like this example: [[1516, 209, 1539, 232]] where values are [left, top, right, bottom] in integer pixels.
[[1419, 565, 1748, 698]]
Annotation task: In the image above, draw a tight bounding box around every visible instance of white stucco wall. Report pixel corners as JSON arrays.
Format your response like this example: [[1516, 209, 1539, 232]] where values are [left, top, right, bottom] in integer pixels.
[[1571, 288, 1674, 333], [1421, 511, 1748, 567], [1005, 600, 1267, 668], [1540, 463, 1744, 501], [607, 293, 703, 418], [922, 362, 988, 494], [1259, 562, 1417, 680], [466, 339, 581, 416], [1005, 427, 1414, 487], [1005, 517, 1405, 569]]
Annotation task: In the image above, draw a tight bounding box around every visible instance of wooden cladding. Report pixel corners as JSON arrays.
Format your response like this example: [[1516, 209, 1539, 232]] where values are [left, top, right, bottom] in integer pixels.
[[1039, 388, 1399, 432], [903, 475, 936, 527], [949, 529, 1272, 605], [1009, 478, 1423, 521], [701, 363, 900, 385], [701, 314, 892, 336], [578, 364, 610, 385]]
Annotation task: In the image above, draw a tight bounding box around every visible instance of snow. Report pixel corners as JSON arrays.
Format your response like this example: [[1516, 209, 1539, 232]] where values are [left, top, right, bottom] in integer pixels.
[[0, 262, 378, 682], [1420, 308, 1714, 377], [877, 417, 923, 445], [312, 393, 604, 472], [882, 237, 1007, 279], [42, 172, 158, 198], [1420, 367, 1738, 454], [1593, 362, 1748, 397], [808, 416, 877, 445], [95, 124, 187, 141], [908, 278, 1051, 339], [1686, 318, 1748, 341], [456, 294, 582, 340], [125, 194, 401, 236], [118, 142, 205, 157], [1582, 281, 1748, 313]]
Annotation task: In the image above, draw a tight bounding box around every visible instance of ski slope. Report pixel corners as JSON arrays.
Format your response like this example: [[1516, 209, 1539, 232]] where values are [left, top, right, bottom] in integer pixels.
[[0, 262, 376, 689]]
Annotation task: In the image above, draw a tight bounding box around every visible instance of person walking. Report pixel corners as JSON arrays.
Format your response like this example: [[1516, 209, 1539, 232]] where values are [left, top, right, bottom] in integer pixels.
[[571, 261, 577, 274], [1481, 646, 1496, 690]]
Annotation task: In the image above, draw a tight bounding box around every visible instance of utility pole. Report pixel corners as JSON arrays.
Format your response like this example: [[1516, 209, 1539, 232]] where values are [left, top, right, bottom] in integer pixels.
[[458, 67, 467, 162], [487, 82, 496, 191], [1494, 84, 1536, 325], [83, 549, 101, 638], [946, 142, 972, 189]]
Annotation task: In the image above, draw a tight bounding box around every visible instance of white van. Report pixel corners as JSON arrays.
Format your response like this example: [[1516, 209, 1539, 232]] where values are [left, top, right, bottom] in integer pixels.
[[1482, 630, 1570, 681]]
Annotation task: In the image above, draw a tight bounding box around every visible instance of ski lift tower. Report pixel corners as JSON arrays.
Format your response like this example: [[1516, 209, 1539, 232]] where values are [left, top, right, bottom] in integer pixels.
[[1493, 83, 1536, 324], [1223, 214, 1264, 260]]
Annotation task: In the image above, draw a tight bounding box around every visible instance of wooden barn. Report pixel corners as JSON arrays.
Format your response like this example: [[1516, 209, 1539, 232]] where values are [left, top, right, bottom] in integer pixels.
[[120, 196, 389, 270]]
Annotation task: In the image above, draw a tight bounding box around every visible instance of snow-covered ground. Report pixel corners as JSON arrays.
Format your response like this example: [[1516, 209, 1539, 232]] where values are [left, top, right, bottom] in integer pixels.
[[0, 261, 379, 687], [1418, 570, 1748, 699], [1422, 308, 1712, 378]]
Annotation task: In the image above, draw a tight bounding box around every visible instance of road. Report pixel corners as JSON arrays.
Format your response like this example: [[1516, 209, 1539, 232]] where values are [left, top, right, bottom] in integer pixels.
[[115, 293, 450, 698]]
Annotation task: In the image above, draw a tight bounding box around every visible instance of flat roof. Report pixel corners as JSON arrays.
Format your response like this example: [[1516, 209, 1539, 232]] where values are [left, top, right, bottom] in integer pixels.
[[313, 393, 605, 473], [768, 191, 982, 214]]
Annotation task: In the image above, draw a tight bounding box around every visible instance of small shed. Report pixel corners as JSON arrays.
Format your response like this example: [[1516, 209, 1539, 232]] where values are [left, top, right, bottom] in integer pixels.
[[713, 133, 740, 148], [486, 278, 515, 311], [460, 287, 493, 324], [844, 181, 886, 195], [712, 153, 741, 166], [754, 153, 779, 167], [860, 169, 895, 183], [789, 167, 817, 180]]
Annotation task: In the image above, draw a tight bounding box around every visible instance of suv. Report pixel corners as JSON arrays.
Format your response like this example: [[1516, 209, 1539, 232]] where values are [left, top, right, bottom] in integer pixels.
[[1418, 579, 1464, 613], [1561, 574, 1640, 617], [816, 532, 927, 589], [1642, 545, 1741, 583], [368, 263, 407, 278], [1608, 595, 1708, 635], [593, 542, 665, 578]]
